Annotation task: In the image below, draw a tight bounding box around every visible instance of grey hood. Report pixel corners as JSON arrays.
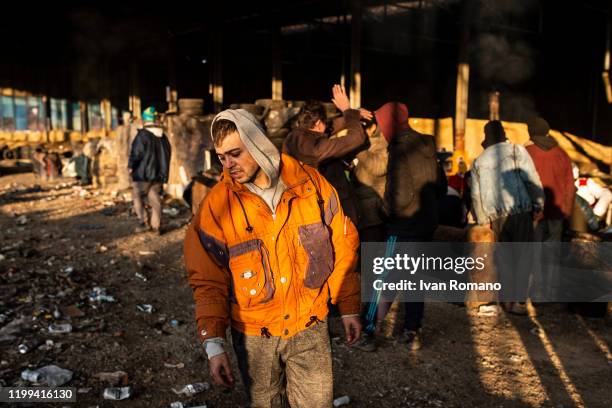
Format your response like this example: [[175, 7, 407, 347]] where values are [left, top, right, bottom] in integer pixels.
[[211, 109, 280, 188]]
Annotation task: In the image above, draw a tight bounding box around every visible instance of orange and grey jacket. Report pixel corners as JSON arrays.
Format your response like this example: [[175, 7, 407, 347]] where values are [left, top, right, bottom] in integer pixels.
[[184, 153, 360, 342]]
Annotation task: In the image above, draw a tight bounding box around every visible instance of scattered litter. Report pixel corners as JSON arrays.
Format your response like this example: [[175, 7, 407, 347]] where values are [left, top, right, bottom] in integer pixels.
[[103, 386, 133, 400], [139, 251, 155, 256], [164, 362, 185, 369], [509, 354, 522, 363], [48, 323, 73, 334], [136, 304, 155, 314], [21, 369, 42, 382], [134, 272, 148, 282], [38, 339, 57, 351], [88, 287, 116, 303], [16, 215, 29, 225], [477, 304, 500, 317], [21, 365, 73, 387], [18, 339, 42, 354], [0, 254, 5, 261], [333, 395, 350, 407], [172, 382, 210, 396], [169, 319, 181, 328], [60, 266, 75, 276], [97, 244, 109, 253]]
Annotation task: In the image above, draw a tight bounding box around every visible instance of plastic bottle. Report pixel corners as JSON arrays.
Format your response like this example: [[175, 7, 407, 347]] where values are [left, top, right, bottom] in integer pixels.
[[32, 365, 73, 387], [103, 386, 133, 400], [89, 287, 116, 303], [18, 339, 42, 354], [136, 304, 154, 314], [333, 395, 350, 407], [134, 272, 148, 281], [172, 382, 210, 396], [48, 323, 73, 333], [21, 369, 41, 382]]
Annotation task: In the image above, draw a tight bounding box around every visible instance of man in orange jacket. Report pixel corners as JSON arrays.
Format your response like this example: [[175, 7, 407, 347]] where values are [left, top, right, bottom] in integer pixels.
[[184, 109, 361, 407]]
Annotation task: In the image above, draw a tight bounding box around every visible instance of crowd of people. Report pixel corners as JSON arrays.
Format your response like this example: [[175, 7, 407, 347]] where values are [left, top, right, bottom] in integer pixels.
[[25, 84, 608, 407], [180, 84, 611, 407]]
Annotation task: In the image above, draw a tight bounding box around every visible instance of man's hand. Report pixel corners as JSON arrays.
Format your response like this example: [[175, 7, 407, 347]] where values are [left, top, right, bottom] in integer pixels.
[[341, 316, 362, 345], [331, 84, 351, 112], [359, 108, 373, 121], [209, 352, 234, 388]]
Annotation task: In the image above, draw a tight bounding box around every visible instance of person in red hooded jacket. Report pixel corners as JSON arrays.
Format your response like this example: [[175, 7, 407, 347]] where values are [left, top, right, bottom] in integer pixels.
[[525, 117, 575, 242]]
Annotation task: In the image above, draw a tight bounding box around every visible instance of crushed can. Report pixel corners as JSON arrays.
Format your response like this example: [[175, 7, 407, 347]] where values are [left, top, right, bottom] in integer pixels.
[[21, 369, 41, 383], [48, 323, 73, 333], [136, 304, 154, 314], [103, 386, 133, 400]]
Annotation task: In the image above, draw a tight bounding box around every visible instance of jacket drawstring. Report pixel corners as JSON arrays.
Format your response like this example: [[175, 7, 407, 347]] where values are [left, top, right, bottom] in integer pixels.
[[234, 192, 254, 233], [305, 315, 323, 328], [260, 327, 272, 338]]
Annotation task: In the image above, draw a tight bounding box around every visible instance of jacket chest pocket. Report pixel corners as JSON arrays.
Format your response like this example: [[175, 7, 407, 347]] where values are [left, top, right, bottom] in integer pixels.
[[296, 222, 334, 289], [228, 242, 274, 308]]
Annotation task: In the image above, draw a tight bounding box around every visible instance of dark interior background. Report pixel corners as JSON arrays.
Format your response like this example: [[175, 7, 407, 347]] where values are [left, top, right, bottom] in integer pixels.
[[1, 0, 610, 145]]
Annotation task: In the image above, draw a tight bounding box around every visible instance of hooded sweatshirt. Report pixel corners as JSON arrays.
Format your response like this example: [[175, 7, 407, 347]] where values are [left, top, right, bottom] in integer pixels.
[[211, 109, 286, 215]]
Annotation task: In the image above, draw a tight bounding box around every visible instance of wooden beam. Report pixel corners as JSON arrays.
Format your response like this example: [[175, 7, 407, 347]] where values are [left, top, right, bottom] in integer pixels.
[[454, 63, 469, 152], [212, 33, 223, 113], [350, 0, 362, 109], [454, 0, 474, 153], [272, 28, 283, 101], [129, 62, 141, 119]]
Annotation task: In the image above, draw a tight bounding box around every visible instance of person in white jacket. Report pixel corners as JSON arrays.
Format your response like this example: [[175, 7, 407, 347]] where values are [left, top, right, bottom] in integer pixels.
[[573, 164, 611, 223]]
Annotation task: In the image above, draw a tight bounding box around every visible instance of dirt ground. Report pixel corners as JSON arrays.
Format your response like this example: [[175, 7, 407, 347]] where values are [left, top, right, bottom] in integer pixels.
[[0, 170, 611, 408]]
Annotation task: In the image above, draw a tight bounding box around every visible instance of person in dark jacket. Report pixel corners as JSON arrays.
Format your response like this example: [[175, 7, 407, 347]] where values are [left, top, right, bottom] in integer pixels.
[[382, 103, 446, 350], [128, 106, 171, 234], [525, 117, 575, 242], [282, 84, 369, 225]]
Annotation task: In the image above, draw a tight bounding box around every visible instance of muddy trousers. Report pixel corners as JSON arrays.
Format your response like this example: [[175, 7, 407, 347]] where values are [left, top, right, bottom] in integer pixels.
[[232, 321, 333, 408], [132, 181, 162, 230]]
